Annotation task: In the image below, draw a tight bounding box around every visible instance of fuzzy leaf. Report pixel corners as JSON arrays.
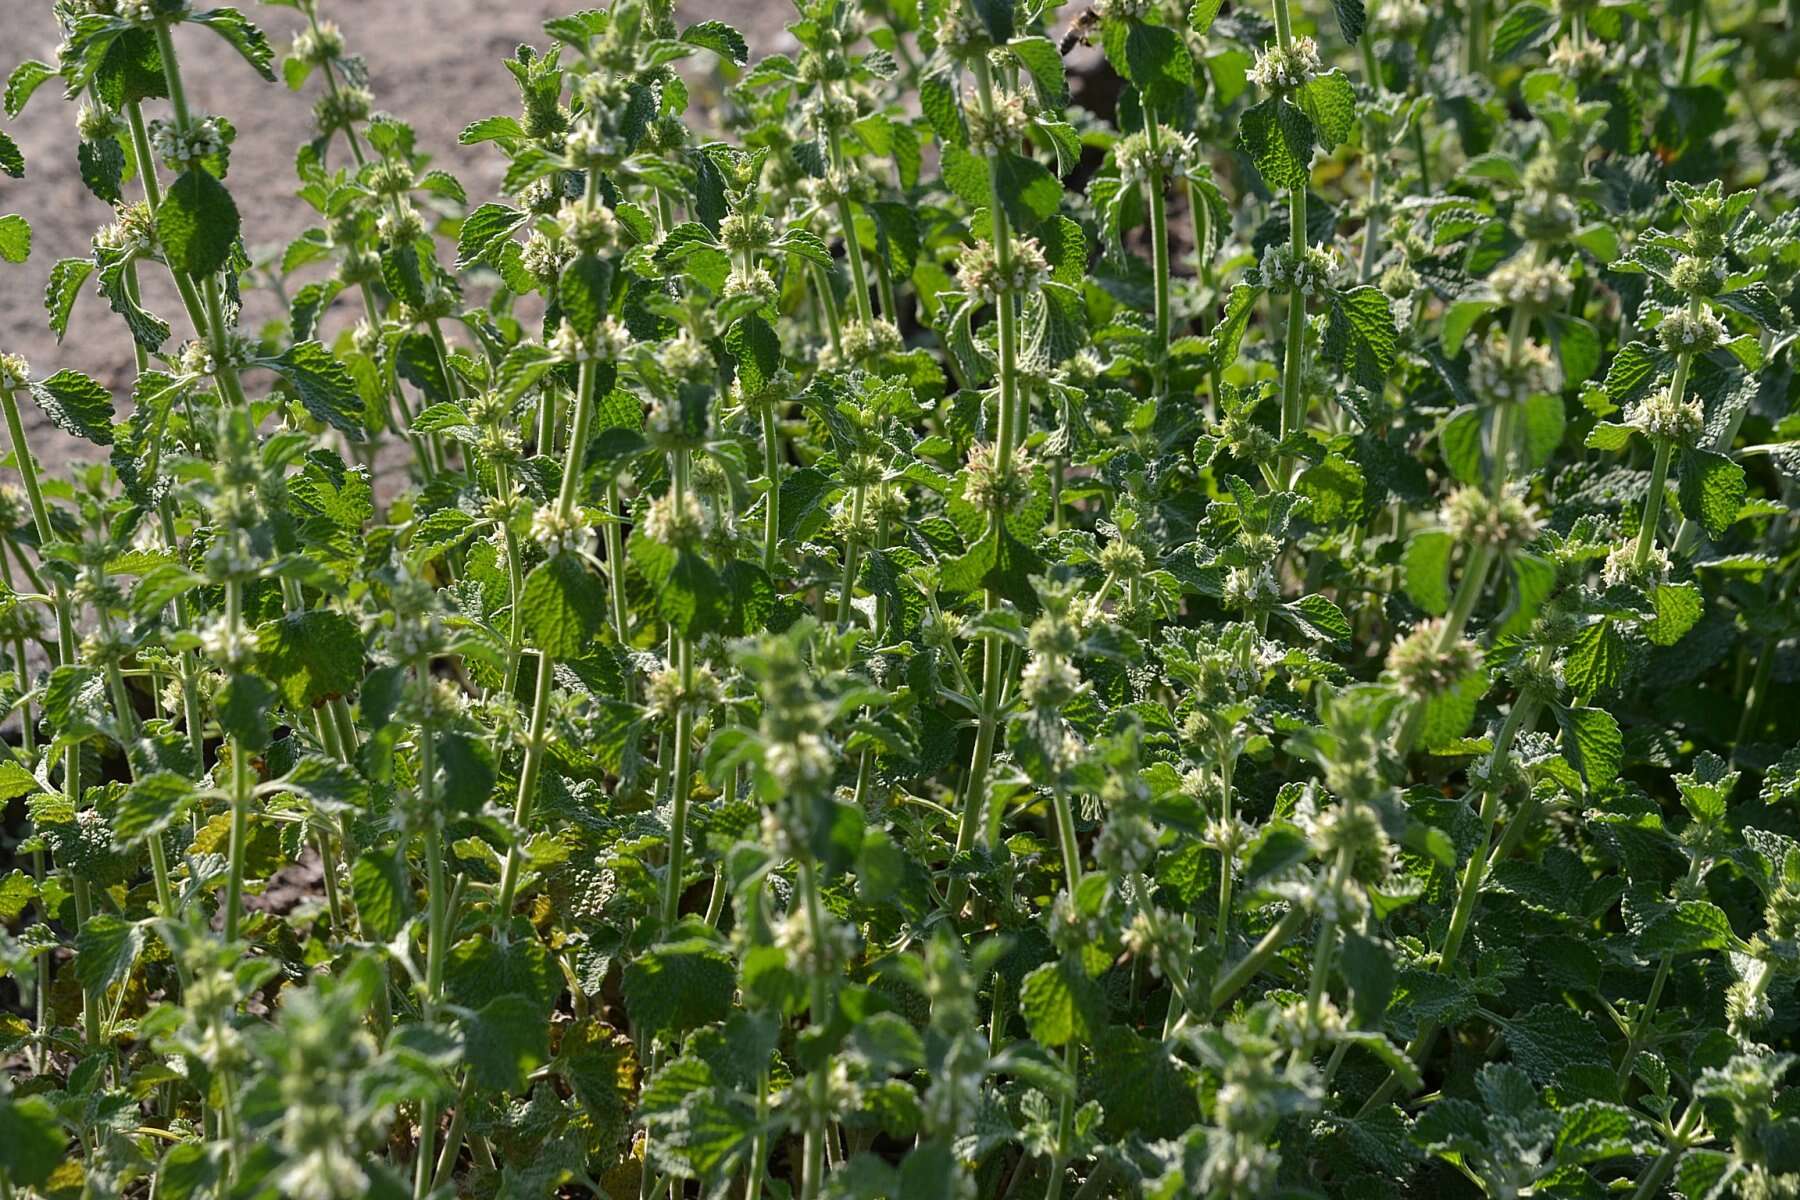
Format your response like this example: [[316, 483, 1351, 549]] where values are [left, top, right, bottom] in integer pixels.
[[156, 168, 239, 278], [29, 370, 115, 445], [1238, 96, 1315, 193], [1677, 447, 1746, 540]]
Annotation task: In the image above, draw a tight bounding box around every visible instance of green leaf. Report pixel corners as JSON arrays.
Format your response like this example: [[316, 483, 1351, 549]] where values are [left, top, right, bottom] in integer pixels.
[[1339, 929, 1395, 1025], [1190, 0, 1225, 33], [43, 257, 90, 341], [1280, 593, 1352, 644], [0, 131, 21, 179], [5, 60, 56, 118], [558, 253, 614, 334], [270, 341, 366, 438], [1403, 530, 1454, 615], [459, 115, 525, 145], [1102, 19, 1193, 109], [29, 369, 115, 445], [459, 993, 550, 1093], [1334, 0, 1368, 42], [941, 523, 1046, 614], [1677, 447, 1746, 540], [217, 672, 278, 751], [1645, 581, 1703, 647], [1020, 958, 1105, 1048], [436, 730, 497, 815], [1584, 421, 1635, 451], [1557, 705, 1621, 788], [455, 202, 527, 268], [622, 936, 737, 1040], [0, 213, 29, 263], [0, 1094, 65, 1187], [1491, 2, 1556, 61], [521, 553, 609, 659], [113, 771, 195, 845], [156, 168, 239, 277], [1009, 36, 1068, 107], [1297, 71, 1357, 148], [1323, 286, 1399, 392], [1639, 900, 1742, 955], [726, 313, 782, 394], [631, 537, 727, 640], [941, 146, 1062, 232], [680, 20, 748, 64], [969, 0, 1014, 42], [1564, 619, 1625, 700], [1238, 96, 1315, 193], [76, 912, 144, 993], [351, 850, 410, 941], [255, 610, 364, 709], [192, 7, 276, 80], [1443, 407, 1490, 474]]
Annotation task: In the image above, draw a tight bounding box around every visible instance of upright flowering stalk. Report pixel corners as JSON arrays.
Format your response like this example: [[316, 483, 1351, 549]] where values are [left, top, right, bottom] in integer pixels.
[[492, 125, 631, 929], [1246, 16, 1325, 479]]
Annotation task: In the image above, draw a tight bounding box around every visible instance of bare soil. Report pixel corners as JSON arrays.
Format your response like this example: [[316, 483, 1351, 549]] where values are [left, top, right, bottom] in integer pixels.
[[0, 0, 785, 458]]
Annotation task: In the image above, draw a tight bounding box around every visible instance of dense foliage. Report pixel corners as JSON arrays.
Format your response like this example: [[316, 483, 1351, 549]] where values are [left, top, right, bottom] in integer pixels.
[[1, 0, 1799, 1195]]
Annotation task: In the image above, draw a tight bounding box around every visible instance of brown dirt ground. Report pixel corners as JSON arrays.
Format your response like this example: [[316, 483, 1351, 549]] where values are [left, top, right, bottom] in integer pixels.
[[0, 0, 787, 461]]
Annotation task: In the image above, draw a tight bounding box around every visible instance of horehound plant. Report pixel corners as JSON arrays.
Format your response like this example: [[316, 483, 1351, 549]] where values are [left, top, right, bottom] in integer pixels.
[[0, 0, 1798, 1197]]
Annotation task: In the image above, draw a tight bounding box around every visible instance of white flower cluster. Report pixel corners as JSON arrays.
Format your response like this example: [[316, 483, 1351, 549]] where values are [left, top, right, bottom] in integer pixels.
[[1625, 385, 1705, 446], [965, 88, 1030, 153], [529, 505, 595, 558], [1049, 889, 1105, 953], [202, 531, 257, 579], [955, 235, 1052, 304], [1547, 36, 1608, 76], [199, 615, 255, 667], [1385, 617, 1482, 702], [549, 317, 632, 363], [1516, 190, 1578, 241], [1374, 0, 1429, 34], [1441, 483, 1543, 549], [1490, 257, 1573, 310], [719, 211, 776, 253], [177, 331, 256, 378], [120, 0, 179, 26], [723, 265, 778, 305], [1224, 563, 1281, 612], [564, 120, 625, 168], [1114, 126, 1196, 187], [1096, 812, 1160, 874], [640, 490, 708, 547], [663, 330, 713, 380], [1469, 334, 1562, 403], [1658, 308, 1729, 355], [0, 353, 29, 389], [376, 205, 425, 244], [765, 731, 834, 792], [93, 203, 157, 256], [149, 115, 225, 169], [1019, 654, 1082, 709], [1260, 243, 1336, 296], [932, 5, 992, 57], [520, 231, 571, 280], [291, 20, 344, 65], [77, 101, 123, 143], [557, 200, 621, 253], [802, 166, 858, 209], [774, 901, 859, 974], [1249, 36, 1323, 92], [1601, 541, 1671, 590], [821, 318, 902, 369]]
